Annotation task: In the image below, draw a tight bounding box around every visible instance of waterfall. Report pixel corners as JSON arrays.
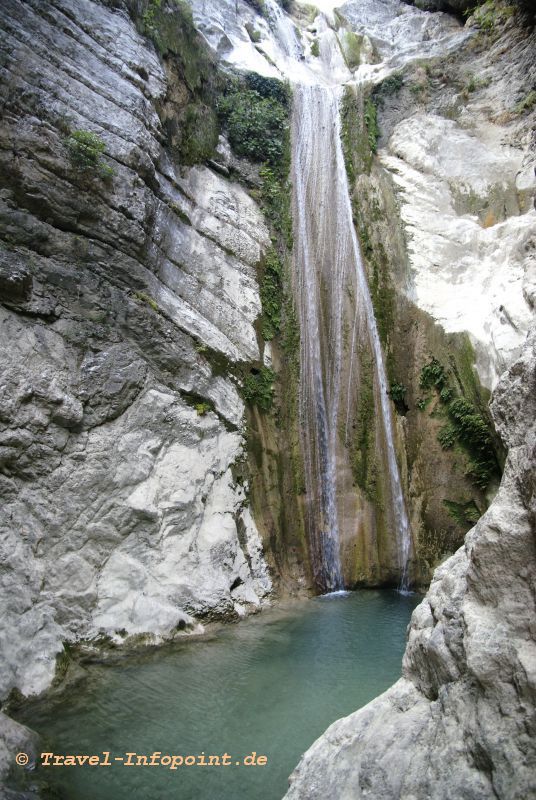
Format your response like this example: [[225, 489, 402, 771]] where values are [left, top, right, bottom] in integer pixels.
[[264, 3, 413, 591]]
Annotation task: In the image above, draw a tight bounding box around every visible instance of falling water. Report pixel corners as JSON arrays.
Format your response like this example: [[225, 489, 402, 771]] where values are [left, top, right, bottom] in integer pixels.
[[265, 4, 413, 590], [265, 0, 303, 60]]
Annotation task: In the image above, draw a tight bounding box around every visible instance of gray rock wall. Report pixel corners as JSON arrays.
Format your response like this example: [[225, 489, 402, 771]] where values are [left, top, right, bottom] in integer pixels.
[[0, 0, 273, 701]]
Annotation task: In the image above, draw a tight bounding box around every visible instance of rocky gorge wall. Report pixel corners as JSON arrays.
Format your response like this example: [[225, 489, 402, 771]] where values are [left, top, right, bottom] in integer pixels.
[[0, 0, 296, 706]]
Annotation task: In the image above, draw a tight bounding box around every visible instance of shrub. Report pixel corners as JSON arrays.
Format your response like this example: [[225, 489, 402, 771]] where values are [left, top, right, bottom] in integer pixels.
[[218, 88, 288, 166], [389, 381, 408, 413], [515, 90, 536, 115], [178, 103, 219, 164], [66, 130, 114, 179], [245, 73, 289, 105], [439, 386, 454, 404], [310, 39, 320, 57], [438, 424, 457, 450], [420, 357, 447, 390], [244, 0, 266, 14]]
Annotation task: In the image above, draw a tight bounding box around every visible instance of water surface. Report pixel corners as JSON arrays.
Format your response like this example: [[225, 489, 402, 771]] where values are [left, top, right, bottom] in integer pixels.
[[16, 590, 419, 800]]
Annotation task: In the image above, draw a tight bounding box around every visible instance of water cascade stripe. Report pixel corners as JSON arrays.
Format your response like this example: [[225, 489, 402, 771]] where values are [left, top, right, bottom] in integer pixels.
[[266, 0, 413, 590]]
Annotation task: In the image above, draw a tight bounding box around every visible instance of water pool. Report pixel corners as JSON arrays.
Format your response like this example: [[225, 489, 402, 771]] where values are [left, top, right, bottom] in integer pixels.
[[14, 590, 419, 800]]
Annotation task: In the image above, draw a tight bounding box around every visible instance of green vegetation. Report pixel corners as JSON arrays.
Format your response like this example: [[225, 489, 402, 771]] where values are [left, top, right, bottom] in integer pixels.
[[420, 357, 447, 391], [243, 367, 275, 411], [259, 249, 283, 341], [437, 423, 457, 449], [177, 103, 219, 165], [66, 130, 114, 180], [341, 30, 361, 70], [447, 397, 498, 488], [352, 348, 377, 502], [140, 0, 213, 92], [137, 0, 221, 166], [245, 22, 261, 43], [310, 38, 320, 57], [378, 73, 403, 96], [259, 164, 293, 247], [195, 402, 212, 416], [443, 498, 481, 527], [389, 381, 407, 414], [439, 386, 454, 404], [515, 90, 536, 115], [218, 81, 288, 166], [418, 355, 500, 490], [464, 73, 492, 94], [244, 0, 267, 15], [364, 97, 379, 154], [134, 291, 159, 312], [468, 0, 517, 32]]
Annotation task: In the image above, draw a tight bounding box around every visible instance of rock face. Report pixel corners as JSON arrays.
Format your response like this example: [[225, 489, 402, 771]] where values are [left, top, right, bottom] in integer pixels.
[[0, 0, 273, 702], [285, 327, 536, 799], [378, 20, 536, 390]]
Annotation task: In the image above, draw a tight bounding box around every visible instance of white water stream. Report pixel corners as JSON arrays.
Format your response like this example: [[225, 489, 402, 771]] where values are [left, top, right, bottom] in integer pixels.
[[264, 0, 413, 590]]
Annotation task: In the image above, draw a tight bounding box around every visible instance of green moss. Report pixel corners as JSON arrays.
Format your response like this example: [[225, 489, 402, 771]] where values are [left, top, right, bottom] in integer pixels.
[[282, 298, 300, 359], [140, 0, 213, 92], [351, 347, 376, 500], [242, 367, 275, 412], [340, 86, 379, 177], [443, 498, 481, 526], [134, 291, 159, 312], [515, 90, 536, 115], [341, 30, 361, 70], [310, 38, 320, 57], [364, 97, 379, 154], [245, 22, 261, 42], [259, 248, 283, 340], [177, 103, 219, 164], [259, 163, 293, 248]]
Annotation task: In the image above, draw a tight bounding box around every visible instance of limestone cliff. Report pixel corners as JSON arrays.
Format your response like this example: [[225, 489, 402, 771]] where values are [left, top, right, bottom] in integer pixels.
[[0, 0, 281, 702]]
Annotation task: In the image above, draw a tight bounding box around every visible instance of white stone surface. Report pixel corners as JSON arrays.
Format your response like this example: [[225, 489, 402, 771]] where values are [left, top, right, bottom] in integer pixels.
[[381, 113, 535, 388]]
